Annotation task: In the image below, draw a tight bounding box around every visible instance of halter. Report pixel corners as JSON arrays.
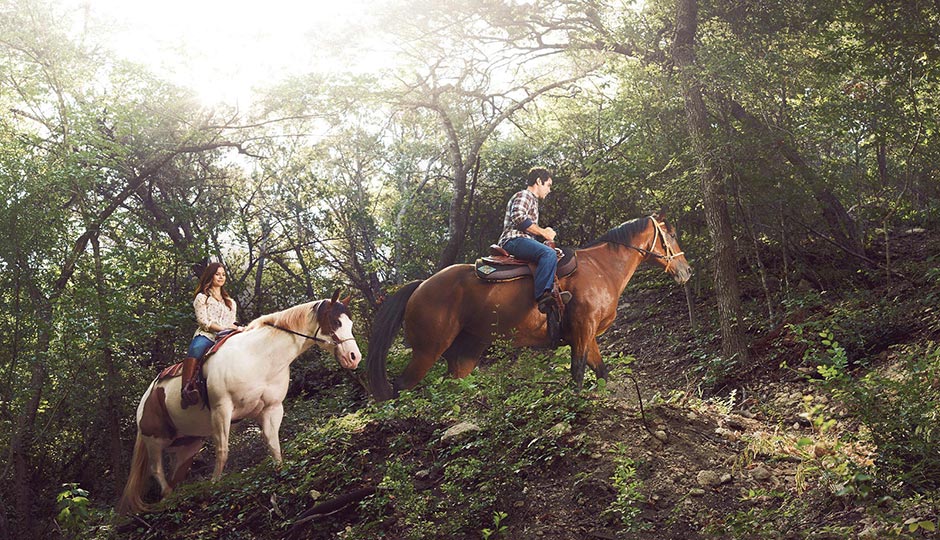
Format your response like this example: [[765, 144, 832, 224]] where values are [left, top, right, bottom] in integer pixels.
[[625, 216, 685, 273], [264, 322, 356, 348]]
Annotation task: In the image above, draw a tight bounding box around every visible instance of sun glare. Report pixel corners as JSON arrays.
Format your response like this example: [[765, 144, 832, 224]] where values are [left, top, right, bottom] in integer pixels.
[[71, 0, 382, 107]]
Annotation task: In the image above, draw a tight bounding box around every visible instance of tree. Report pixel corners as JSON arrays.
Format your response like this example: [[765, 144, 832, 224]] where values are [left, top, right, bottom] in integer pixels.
[[672, 0, 749, 364], [0, 2, 250, 532], [382, 0, 593, 268]]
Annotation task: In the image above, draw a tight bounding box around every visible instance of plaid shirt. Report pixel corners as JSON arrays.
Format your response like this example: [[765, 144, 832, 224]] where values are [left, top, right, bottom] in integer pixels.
[[497, 189, 540, 246]]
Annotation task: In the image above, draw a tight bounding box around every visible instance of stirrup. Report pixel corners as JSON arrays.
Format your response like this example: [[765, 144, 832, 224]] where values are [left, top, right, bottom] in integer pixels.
[[537, 290, 572, 313]]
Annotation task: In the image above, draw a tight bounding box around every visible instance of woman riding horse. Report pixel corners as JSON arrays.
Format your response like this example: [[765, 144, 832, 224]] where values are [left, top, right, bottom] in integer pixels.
[[118, 291, 361, 514], [367, 215, 692, 401]]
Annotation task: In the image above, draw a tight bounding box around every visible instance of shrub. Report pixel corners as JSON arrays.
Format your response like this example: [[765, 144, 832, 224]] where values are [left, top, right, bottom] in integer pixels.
[[826, 342, 940, 494]]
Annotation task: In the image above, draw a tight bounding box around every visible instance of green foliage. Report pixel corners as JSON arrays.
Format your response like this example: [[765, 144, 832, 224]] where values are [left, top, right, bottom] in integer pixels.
[[604, 445, 646, 530], [55, 483, 91, 537], [825, 342, 940, 494], [481, 510, 508, 540], [813, 330, 849, 382], [349, 348, 590, 538]]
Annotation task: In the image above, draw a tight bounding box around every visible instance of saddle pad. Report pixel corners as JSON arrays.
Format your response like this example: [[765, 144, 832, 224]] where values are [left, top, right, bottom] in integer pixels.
[[157, 362, 183, 381], [475, 247, 578, 282]]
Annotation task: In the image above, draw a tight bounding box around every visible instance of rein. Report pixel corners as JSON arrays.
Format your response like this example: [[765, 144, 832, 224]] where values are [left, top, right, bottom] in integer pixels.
[[264, 322, 355, 347], [623, 216, 685, 273]]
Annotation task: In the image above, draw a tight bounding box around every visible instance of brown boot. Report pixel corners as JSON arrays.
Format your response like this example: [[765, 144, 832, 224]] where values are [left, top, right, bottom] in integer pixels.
[[180, 357, 200, 409]]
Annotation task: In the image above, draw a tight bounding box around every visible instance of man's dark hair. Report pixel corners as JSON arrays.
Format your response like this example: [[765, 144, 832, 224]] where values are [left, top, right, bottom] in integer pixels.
[[526, 167, 552, 186]]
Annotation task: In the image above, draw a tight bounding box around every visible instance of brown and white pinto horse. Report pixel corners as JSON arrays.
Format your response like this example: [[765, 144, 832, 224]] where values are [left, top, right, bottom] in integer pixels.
[[118, 291, 361, 514], [367, 215, 691, 401]]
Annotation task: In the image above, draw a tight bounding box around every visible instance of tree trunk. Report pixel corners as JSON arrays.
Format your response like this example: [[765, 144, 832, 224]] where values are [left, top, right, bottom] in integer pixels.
[[437, 165, 471, 269], [10, 330, 47, 537], [674, 0, 749, 364], [92, 235, 124, 496]]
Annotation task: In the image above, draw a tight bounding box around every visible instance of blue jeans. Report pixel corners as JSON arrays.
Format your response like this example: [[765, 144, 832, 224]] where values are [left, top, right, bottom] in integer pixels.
[[187, 335, 215, 360], [503, 237, 557, 300]]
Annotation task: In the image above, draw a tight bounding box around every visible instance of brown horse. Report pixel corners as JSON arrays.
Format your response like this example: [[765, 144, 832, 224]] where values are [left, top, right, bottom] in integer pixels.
[[367, 215, 692, 401]]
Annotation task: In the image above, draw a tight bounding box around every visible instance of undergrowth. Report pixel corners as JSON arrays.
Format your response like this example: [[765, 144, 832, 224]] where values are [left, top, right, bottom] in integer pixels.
[[105, 343, 592, 540]]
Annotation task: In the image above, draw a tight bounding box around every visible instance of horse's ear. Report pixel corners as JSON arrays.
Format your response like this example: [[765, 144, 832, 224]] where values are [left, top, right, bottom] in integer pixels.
[[340, 295, 352, 307], [330, 288, 341, 305]]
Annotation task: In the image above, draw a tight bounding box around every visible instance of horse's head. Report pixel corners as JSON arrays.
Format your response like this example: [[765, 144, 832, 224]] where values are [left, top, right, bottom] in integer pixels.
[[314, 289, 362, 370], [649, 214, 692, 284]]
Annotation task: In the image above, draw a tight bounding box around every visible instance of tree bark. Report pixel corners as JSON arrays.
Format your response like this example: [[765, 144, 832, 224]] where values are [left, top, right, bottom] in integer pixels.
[[92, 235, 124, 496], [437, 165, 470, 269], [10, 324, 47, 537], [673, 0, 749, 364]]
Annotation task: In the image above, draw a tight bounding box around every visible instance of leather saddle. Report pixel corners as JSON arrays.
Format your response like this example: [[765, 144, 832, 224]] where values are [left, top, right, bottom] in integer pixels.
[[475, 244, 578, 282], [157, 329, 242, 381]]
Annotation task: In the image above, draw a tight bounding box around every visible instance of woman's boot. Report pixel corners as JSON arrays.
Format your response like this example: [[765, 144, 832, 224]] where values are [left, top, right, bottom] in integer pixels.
[[180, 357, 200, 409]]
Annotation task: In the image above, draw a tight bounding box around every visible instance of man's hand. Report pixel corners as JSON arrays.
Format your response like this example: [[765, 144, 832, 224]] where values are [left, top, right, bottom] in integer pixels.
[[525, 223, 556, 242]]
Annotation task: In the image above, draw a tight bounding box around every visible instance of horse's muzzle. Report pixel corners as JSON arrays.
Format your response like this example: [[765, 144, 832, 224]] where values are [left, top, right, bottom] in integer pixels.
[[336, 341, 362, 370], [673, 265, 693, 285]]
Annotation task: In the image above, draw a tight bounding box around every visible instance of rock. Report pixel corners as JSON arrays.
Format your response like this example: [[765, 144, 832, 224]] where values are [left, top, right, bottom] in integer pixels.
[[549, 421, 572, 436], [750, 466, 772, 481], [719, 473, 733, 485], [696, 470, 722, 488], [309, 489, 322, 500], [513, 500, 525, 508], [689, 488, 706, 496], [441, 422, 481, 441], [653, 430, 668, 442]]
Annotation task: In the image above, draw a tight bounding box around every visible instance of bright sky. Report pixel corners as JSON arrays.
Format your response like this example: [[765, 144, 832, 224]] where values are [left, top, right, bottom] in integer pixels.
[[68, 0, 386, 107]]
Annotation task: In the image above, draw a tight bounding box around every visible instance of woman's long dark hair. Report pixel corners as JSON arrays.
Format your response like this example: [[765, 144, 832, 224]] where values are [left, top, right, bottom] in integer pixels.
[[194, 262, 233, 309]]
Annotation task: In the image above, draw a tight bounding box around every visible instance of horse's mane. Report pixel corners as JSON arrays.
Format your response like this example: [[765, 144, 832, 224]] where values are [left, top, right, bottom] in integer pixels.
[[246, 301, 319, 333], [585, 216, 650, 248]]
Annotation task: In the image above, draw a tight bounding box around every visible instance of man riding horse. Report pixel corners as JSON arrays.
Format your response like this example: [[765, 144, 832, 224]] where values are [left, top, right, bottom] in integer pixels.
[[497, 167, 572, 326]]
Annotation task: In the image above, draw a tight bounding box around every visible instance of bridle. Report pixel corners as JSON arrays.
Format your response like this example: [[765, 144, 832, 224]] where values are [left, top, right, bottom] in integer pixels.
[[626, 216, 685, 273], [263, 304, 356, 348]]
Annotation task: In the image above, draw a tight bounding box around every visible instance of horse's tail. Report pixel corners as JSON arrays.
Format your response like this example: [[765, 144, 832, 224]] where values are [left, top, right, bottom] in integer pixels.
[[367, 280, 423, 401], [117, 430, 150, 515]]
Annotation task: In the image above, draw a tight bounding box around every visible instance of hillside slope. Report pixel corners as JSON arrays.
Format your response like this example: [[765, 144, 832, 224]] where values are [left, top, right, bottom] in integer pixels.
[[107, 231, 940, 539]]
